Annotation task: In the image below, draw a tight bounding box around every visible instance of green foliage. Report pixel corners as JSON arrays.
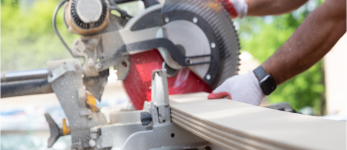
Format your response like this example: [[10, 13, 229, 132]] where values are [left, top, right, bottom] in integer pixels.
[[237, 2, 325, 114], [1, 0, 78, 71]]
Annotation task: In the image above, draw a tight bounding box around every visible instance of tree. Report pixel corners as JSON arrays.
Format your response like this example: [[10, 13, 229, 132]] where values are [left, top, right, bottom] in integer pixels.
[[1, 0, 77, 71]]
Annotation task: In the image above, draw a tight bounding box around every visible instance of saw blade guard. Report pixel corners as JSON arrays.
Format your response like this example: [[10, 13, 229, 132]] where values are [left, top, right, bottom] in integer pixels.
[[161, 0, 240, 89], [123, 0, 240, 109], [123, 50, 211, 110]]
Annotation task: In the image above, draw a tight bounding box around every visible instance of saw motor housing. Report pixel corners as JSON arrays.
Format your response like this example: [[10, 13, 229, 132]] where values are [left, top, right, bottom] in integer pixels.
[[65, 0, 109, 35], [61, 0, 240, 88], [60, 0, 240, 111]]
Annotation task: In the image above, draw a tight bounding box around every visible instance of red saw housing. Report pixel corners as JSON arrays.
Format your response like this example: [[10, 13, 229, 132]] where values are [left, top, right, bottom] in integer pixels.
[[123, 49, 212, 110]]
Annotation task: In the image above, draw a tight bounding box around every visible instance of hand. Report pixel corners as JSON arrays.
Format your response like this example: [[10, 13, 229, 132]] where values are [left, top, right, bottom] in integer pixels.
[[218, 0, 248, 18], [208, 71, 264, 106]]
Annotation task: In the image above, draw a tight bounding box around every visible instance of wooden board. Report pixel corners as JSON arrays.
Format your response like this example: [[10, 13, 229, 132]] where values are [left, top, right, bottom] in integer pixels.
[[169, 92, 346, 150]]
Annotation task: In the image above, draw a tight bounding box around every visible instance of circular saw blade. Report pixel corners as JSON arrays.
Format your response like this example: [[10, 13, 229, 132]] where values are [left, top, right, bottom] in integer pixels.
[[161, 0, 240, 88], [123, 50, 211, 110]]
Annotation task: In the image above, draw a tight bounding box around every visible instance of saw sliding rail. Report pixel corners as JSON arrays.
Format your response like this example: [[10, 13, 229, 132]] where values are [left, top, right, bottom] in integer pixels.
[[1, 69, 53, 98]]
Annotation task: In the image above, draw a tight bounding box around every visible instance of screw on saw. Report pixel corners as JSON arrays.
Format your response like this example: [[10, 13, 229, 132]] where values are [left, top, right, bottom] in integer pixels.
[[164, 17, 169, 23], [193, 17, 198, 23], [89, 139, 96, 147], [185, 58, 192, 65], [211, 42, 216, 48], [95, 63, 102, 70], [206, 74, 211, 80], [88, 58, 94, 67]]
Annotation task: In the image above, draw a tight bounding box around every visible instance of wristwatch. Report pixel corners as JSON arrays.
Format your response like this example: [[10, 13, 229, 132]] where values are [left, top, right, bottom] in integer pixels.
[[253, 66, 277, 95]]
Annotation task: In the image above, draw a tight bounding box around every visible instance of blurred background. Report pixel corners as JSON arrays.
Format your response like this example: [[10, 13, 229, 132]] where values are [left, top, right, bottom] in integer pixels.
[[1, 0, 346, 149]]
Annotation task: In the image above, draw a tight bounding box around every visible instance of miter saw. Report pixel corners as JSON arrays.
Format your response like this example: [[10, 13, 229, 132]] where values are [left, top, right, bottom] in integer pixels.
[[1, 0, 243, 149], [57, 0, 240, 110]]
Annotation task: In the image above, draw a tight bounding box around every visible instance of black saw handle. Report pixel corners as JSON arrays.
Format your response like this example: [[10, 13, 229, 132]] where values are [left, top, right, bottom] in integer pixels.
[[112, 0, 159, 8]]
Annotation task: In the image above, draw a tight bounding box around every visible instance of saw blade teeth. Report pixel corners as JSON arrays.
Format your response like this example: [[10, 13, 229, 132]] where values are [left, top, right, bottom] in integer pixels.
[[162, 0, 241, 89]]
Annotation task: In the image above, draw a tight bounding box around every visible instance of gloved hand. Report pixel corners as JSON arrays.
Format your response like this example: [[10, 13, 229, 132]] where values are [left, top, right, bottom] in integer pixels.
[[208, 71, 264, 106], [218, 0, 248, 18]]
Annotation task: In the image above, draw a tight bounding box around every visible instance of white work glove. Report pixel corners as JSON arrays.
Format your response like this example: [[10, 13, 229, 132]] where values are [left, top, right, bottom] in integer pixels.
[[208, 71, 264, 106], [218, 0, 248, 18]]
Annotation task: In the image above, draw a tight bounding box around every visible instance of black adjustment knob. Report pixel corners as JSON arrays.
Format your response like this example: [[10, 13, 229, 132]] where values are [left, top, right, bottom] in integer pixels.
[[44, 113, 63, 148], [141, 112, 152, 126]]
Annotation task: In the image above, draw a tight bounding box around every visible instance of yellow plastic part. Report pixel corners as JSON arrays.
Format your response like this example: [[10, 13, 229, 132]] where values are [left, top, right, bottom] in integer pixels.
[[86, 93, 99, 112], [62, 118, 70, 135]]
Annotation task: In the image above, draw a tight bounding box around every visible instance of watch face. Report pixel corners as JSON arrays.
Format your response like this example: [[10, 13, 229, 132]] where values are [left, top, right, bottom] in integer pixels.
[[260, 75, 277, 95]]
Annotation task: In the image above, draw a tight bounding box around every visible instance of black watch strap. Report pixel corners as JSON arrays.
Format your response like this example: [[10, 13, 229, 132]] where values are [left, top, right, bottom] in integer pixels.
[[253, 66, 268, 82], [253, 66, 277, 95]]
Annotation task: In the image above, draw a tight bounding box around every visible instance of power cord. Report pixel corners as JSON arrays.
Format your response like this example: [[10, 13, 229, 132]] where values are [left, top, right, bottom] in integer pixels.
[[109, 5, 133, 19], [53, 0, 132, 57], [53, 0, 75, 57]]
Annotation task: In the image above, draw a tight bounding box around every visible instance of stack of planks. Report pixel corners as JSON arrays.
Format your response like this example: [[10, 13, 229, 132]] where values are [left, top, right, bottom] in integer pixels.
[[170, 92, 346, 150]]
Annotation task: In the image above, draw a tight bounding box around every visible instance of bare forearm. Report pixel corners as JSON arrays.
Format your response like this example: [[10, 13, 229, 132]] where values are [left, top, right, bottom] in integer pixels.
[[246, 0, 307, 16], [262, 0, 346, 85]]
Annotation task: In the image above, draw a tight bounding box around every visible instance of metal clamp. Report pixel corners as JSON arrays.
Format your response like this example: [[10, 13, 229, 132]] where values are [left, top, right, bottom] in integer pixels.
[[150, 68, 171, 124], [48, 63, 77, 83]]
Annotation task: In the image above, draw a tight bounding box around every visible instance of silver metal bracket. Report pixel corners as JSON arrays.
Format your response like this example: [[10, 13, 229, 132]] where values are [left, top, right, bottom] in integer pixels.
[[72, 36, 101, 77], [48, 62, 78, 83], [47, 59, 107, 149], [150, 68, 171, 124]]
